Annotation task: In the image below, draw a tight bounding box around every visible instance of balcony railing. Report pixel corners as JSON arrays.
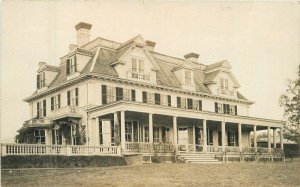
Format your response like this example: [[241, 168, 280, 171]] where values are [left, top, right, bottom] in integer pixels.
[[24, 118, 51, 127], [1, 143, 122, 156], [128, 71, 151, 81], [51, 106, 81, 119], [218, 88, 234, 96]]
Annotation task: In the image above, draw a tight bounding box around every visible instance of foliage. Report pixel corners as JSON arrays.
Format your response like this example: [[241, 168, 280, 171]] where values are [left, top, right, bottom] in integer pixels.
[[279, 65, 300, 143], [15, 128, 35, 144]]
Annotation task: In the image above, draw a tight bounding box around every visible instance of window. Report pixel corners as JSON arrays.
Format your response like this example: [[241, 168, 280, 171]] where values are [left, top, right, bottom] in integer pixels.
[[153, 127, 160, 143], [162, 127, 170, 142], [181, 97, 187, 109], [66, 56, 77, 75], [67, 88, 79, 106], [37, 100, 46, 118], [154, 93, 161, 105], [52, 129, 62, 145], [34, 129, 45, 144], [125, 121, 139, 142], [215, 102, 223, 113], [225, 79, 228, 90], [187, 98, 193, 109], [131, 90, 136, 101], [138, 59, 144, 73], [37, 72, 46, 89], [144, 126, 149, 142], [167, 95, 171, 107], [116, 87, 123, 101], [220, 78, 224, 89], [223, 104, 230, 114], [215, 102, 237, 115], [185, 70, 192, 85], [101, 85, 116, 104], [177, 97, 181, 108], [51, 94, 61, 110], [142, 92, 154, 104], [132, 58, 137, 72]]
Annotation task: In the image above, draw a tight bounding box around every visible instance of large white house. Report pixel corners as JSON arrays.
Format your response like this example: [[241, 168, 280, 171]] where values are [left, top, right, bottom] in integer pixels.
[[5, 22, 285, 161]]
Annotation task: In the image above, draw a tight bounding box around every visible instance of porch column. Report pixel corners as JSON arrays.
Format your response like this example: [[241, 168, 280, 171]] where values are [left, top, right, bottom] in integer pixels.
[[173, 116, 177, 149], [222, 121, 226, 152], [280, 127, 284, 149], [238, 123, 242, 152], [253, 125, 257, 149], [273, 128, 276, 148], [121, 111, 126, 149], [114, 112, 120, 146], [203, 119, 207, 153], [95, 117, 100, 146], [267, 126, 271, 153], [149, 113, 153, 143]]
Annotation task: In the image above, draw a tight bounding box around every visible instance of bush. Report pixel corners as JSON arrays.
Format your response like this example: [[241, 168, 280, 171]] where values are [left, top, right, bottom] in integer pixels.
[[1, 155, 127, 169]]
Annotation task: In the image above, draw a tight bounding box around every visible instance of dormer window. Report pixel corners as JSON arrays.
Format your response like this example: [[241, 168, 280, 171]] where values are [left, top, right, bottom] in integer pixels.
[[225, 79, 228, 90], [220, 78, 224, 89], [131, 57, 149, 80], [66, 56, 77, 75], [185, 70, 191, 85], [37, 72, 46, 89]]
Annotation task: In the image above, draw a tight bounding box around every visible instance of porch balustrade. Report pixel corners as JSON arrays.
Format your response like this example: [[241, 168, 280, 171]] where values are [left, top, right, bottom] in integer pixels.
[[225, 146, 241, 153], [1, 143, 121, 156], [207, 145, 223, 152], [124, 142, 174, 153]]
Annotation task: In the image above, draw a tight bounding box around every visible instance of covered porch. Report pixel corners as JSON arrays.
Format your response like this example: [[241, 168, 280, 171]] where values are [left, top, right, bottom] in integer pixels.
[[87, 101, 285, 155]]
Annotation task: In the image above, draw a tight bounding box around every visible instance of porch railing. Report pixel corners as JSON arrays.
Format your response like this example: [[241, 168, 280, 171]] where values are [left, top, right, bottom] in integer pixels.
[[207, 145, 223, 152], [1, 143, 121, 156], [177, 144, 204, 153], [51, 106, 80, 118], [124, 142, 174, 153]]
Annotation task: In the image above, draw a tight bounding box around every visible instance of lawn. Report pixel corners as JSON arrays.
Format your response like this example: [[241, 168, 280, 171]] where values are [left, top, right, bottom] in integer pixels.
[[1, 162, 300, 187]]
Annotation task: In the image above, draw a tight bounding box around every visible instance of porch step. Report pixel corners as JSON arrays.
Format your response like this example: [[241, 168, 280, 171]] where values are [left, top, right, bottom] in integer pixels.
[[177, 153, 221, 164]]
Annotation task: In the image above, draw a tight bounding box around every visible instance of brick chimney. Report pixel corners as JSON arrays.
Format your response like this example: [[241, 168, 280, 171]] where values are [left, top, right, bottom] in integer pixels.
[[146, 40, 156, 51], [75, 22, 92, 47], [184, 52, 199, 63]]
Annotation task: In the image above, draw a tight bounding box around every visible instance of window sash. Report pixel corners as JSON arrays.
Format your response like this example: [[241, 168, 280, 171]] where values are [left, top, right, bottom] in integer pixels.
[[185, 70, 191, 85]]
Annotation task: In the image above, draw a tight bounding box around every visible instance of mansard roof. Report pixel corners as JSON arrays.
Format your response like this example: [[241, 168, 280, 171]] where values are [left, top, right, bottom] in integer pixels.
[[28, 35, 249, 101]]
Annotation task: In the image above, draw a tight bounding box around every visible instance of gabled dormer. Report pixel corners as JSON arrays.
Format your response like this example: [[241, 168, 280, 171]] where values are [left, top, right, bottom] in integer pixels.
[[171, 53, 200, 91], [64, 48, 94, 81], [110, 35, 159, 84], [204, 60, 241, 98], [37, 62, 59, 92]]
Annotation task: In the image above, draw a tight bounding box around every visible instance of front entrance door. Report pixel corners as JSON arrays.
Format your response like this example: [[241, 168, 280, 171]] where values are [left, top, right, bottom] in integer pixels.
[[178, 128, 188, 151]]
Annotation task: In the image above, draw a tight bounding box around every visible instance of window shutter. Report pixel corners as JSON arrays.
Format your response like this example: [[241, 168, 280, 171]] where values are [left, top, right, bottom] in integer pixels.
[[223, 104, 226, 114], [235, 105, 237, 115], [43, 72, 46, 87], [142, 91, 147, 103], [37, 102, 40, 118], [116, 87, 123, 101], [74, 55, 77, 72], [177, 97, 181, 108], [51, 97, 54, 111], [43, 99, 46, 117], [167, 95, 171, 107], [58, 94, 61, 108], [67, 90, 71, 106], [199, 100, 202, 111], [131, 90, 136, 101], [215, 102, 218, 113], [75, 88, 79, 106], [101, 85, 107, 104], [154, 93, 160, 105], [66, 59, 70, 75], [37, 74, 40, 89]]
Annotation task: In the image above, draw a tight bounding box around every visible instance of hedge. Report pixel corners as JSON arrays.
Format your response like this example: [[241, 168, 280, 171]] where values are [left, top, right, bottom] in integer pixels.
[[1, 155, 127, 169]]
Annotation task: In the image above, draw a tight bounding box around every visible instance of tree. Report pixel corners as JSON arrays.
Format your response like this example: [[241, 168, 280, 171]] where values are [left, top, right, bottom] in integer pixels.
[[279, 65, 300, 143]]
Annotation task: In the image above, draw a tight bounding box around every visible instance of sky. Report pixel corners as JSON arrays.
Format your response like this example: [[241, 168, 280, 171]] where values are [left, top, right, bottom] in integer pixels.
[[1, 1, 299, 142]]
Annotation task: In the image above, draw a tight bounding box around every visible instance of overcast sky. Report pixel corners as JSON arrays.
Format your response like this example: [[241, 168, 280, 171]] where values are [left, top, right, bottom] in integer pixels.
[[1, 1, 299, 142]]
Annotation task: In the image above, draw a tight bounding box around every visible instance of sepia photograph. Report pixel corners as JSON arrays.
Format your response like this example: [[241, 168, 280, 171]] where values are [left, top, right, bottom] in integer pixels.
[[1, 0, 299, 186]]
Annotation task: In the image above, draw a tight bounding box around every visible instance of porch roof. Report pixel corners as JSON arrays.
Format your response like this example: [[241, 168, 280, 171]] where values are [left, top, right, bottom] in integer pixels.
[[87, 101, 285, 128]]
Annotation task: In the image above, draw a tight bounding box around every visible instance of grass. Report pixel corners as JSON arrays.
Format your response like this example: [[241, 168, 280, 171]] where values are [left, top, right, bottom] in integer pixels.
[[1, 162, 300, 187]]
